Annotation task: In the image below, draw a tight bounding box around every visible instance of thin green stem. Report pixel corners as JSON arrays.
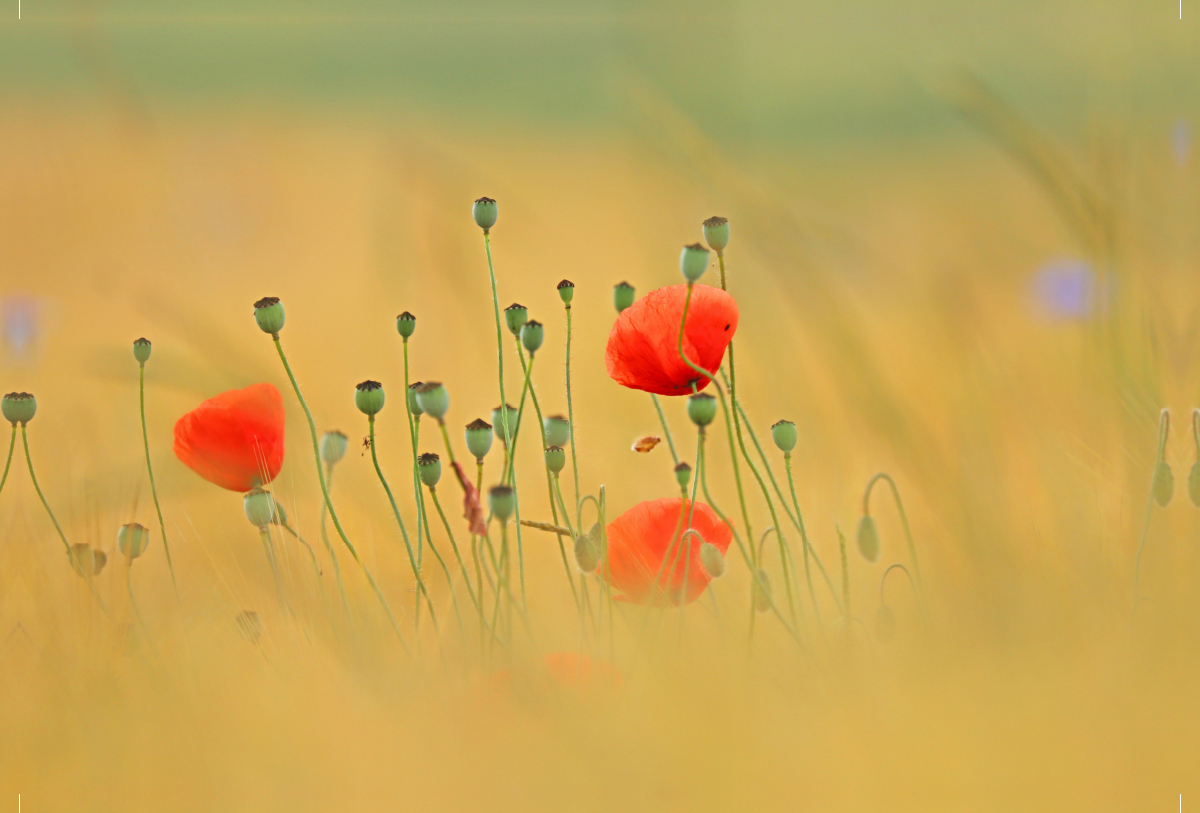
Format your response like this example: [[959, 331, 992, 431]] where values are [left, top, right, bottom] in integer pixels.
[[0, 425, 14, 497], [402, 339, 426, 633], [838, 525, 851, 626], [430, 487, 480, 612], [419, 487, 467, 645], [319, 464, 350, 617], [784, 454, 834, 631], [139, 364, 179, 604], [259, 526, 289, 612], [564, 303, 581, 515], [651, 394, 679, 466], [550, 474, 583, 616], [280, 520, 324, 585], [1132, 408, 1170, 613], [438, 421, 458, 466], [863, 473, 925, 596]]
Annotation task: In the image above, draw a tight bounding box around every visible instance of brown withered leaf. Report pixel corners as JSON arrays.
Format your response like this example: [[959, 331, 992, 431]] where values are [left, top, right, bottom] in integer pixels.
[[632, 435, 662, 453], [451, 460, 488, 536]]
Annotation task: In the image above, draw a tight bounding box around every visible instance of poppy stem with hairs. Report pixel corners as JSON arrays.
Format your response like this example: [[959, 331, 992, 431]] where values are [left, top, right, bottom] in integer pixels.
[[417, 487, 467, 646], [1132, 408, 1171, 614], [401, 341, 425, 633], [0, 424, 14, 497], [784, 453, 835, 631], [481, 227, 519, 571], [258, 526, 289, 612], [430, 486, 485, 637], [269, 335, 410, 654], [549, 472, 583, 617], [318, 464, 351, 618], [563, 296, 582, 518], [862, 472, 925, 603], [138, 358, 180, 606], [651, 394, 680, 467]]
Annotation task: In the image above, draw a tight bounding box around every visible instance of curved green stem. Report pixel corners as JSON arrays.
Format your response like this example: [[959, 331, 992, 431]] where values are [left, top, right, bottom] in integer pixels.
[[863, 472, 924, 597], [318, 464, 350, 617], [651, 394, 679, 466], [1132, 408, 1170, 613], [785, 454, 837, 625], [0, 425, 14, 497], [419, 487, 467, 645], [139, 364, 180, 604], [429, 487, 480, 612]]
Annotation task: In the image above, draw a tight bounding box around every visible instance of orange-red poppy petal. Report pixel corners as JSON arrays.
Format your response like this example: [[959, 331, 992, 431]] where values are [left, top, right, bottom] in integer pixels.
[[173, 383, 285, 493]]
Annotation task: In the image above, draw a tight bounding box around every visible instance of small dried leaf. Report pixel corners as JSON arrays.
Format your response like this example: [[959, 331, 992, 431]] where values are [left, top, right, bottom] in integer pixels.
[[451, 460, 488, 536], [632, 435, 661, 453]]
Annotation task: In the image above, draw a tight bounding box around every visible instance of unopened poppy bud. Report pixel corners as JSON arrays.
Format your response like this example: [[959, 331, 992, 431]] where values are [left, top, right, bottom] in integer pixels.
[[321, 430, 348, 467], [680, 243, 709, 283], [117, 522, 150, 560], [504, 303, 528, 335], [543, 414, 570, 447], [418, 452, 442, 487], [856, 514, 880, 562], [1153, 461, 1174, 507], [687, 393, 717, 427], [355, 380, 386, 416], [574, 532, 600, 573], [2, 392, 36, 425], [557, 279, 575, 305], [702, 216, 730, 253], [699, 541, 725, 578], [674, 461, 692, 490], [521, 320, 545, 355], [752, 569, 772, 612], [875, 605, 896, 642], [253, 296, 285, 335], [544, 445, 566, 474], [133, 337, 152, 364], [272, 500, 288, 526], [408, 383, 424, 417], [396, 311, 416, 339], [466, 418, 494, 460], [473, 196, 498, 231], [492, 404, 518, 441], [771, 419, 797, 453], [489, 485, 515, 522], [613, 281, 636, 314], [244, 488, 277, 528], [71, 544, 106, 577], [236, 610, 262, 644], [416, 382, 449, 421], [1190, 462, 1200, 508]]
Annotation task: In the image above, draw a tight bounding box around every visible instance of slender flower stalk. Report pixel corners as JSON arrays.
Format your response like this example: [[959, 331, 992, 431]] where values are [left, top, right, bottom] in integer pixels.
[[429, 485, 483, 639], [416, 483, 467, 645], [318, 462, 350, 617], [1132, 408, 1171, 613], [402, 335, 426, 632], [651, 394, 680, 466], [560, 281, 582, 514], [0, 425, 14, 498], [133, 341, 180, 604], [861, 472, 925, 599]]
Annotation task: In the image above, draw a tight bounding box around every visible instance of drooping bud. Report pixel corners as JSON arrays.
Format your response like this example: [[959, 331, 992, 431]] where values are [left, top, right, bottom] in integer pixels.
[[236, 610, 262, 644], [253, 296, 286, 335], [489, 485, 515, 522], [70, 544, 106, 577], [702, 216, 730, 253], [875, 605, 897, 642], [1189, 462, 1200, 508], [544, 445, 566, 474], [504, 303, 528, 335], [674, 461, 692, 491], [465, 418, 494, 460], [521, 320, 545, 355], [752, 569, 772, 612], [416, 382, 449, 421], [613, 281, 636, 314], [418, 452, 442, 488], [771, 419, 797, 453], [492, 404, 518, 442], [117, 522, 151, 561], [1153, 461, 1174, 508], [687, 393, 717, 427], [557, 279, 575, 305], [132, 337, 152, 365], [699, 541, 725, 578], [2, 392, 36, 425], [407, 383, 424, 417], [473, 196, 498, 231], [396, 311, 416, 339], [355, 380, 386, 417], [543, 414, 570, 447], [574, 530, 600, 573], [680, 243, 710, 283], [244, 488, 277, 528], [321, 430, 348, 467], [856, 514, 880, 562]]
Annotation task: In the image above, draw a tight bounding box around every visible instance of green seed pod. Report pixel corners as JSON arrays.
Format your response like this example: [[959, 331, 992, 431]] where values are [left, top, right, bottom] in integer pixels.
[[396, 311, 416, 339], [856, 514, 880, 562], [543, 414, 570, 448], [1153, 461, 1174, 508], [473, 196, 498, 231], [504, 303, 529, 336], [418, 452, 442, 488], [687, 393, 717, 427], [407, 383, 424, 417], [243, 488, 277, 528], [235, 610, 262, 644], [544, 445, 566, 474], [2, 392, 36, 425], [117, 522, 150, 560], [574, 531, 600, 573], [699, 541, 725, 578], [416, 382, 449, 421], [253, 296, 285, 335], [489, 485, 515, 523], [771, 419, 797, 453], [1189, 462, 1200, 508], [132, 337, 152, 365], [613, 281, 636, 314], [272, 499, 288, 527], [521, 320, 545, 355], [875, 604, 896, 642], [752, 569, 772, 612], [492, 404, 519, 442], [702, 216, 730, 253], [674, 461, 692, 491], [321, 430, 348, 467], [680, 243, 710, 283], [70, 544, 106, 577], [465, 418, 494, 460], [557, 279, 575, 305], [355, 380, 386, 416]]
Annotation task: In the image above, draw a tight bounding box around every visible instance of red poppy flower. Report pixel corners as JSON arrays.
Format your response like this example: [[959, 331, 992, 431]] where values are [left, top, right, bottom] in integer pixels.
[[604, 497, 733, 605], [173, 383, 285, 492], [605, 284, 738, 396]]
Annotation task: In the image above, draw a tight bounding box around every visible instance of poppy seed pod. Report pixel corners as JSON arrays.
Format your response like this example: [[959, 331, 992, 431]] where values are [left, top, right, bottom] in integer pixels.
[[613, 281, 636, 314], [543, 414, 570, 448], [253, 296, 285, 335], [1189, 462, 1200, 508], [355, 380, 386, 416], [702, 216, 730, 253], [544, 445, 566, 474], [489, 485, 515, 522], [71, 544, 106, 577], [856, 514, 880, 562], [492, 404, 518, 442], [504, 303, 528, 336], [521, 320, 545, 355], [465, 418, 494, 460], [396, 311, 416, 339], [752, 569, 772, 612], [680, 243, 710, 283], [407, 383, 424, 417], [2, 392, 36, 425], [674, 461, 692, 491], [243, 488, 277, 529], [473, 196, 498, 231], [133, 337, 152, 364], [117, 522, 151, 560], [557, 279, 575, 305], [699, 541, 725, 578], [416, 382, 449, 421], [418, 452, 442, 488], [687, 393, 717, 427], [875, 605, 897, 642], [321, 430, 348, 467], [772, 420, 797, 453], [574, 531, 600, 573], [1153, 461, 1174, 507]]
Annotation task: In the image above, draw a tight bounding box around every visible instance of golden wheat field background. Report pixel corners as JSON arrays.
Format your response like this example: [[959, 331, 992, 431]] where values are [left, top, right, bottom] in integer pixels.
[[2, 1, 1200, 810]]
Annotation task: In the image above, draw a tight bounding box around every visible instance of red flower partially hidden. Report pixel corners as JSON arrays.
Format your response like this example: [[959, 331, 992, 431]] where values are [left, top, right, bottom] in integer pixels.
[[173, 383, 285, 492], [604, 497, 733, 605], [605, 284, 738, 396]]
